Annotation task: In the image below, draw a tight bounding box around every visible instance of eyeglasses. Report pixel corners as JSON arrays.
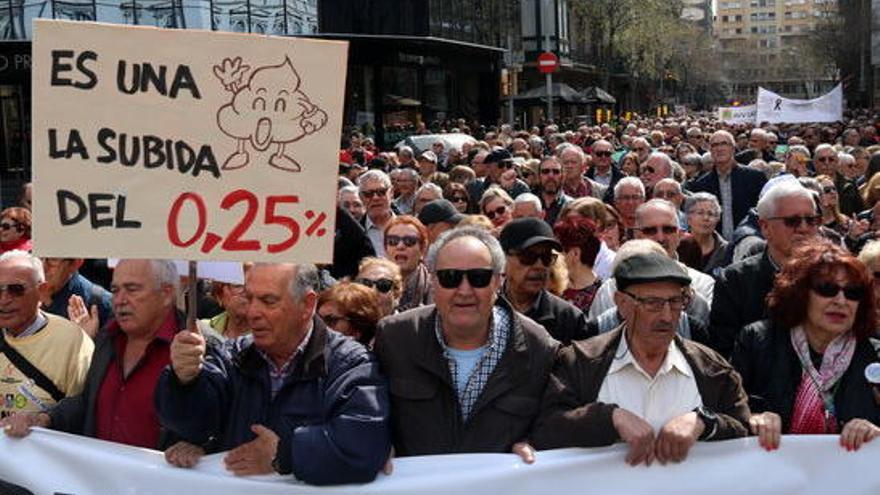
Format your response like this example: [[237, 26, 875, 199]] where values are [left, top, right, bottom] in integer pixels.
[[690, 209, 719, 218], [816, 156, 836, 163], [356, 278, 396, 294], [321, 314, 349, 328], [227, 284, 246, 295], [495, 160, 514, 169], [540, 168, 562, 175], [360, 188, 389, 199], [385, 235, 420, 248], [594, 150, 613, 158], [822, 186, 837, 194], [653, 190, 679, 199], [0, 222, 22, 232], [512, 250, 558, 266], [634, 147, 649, 152], [641, 166, 656, 175], [768, 215, 821, 228], [622, 290, 690, 312], [435, 268, 495, 289], [636, 225, 679, 235], [709, 141, 731, 148], [485, 205, 508, 220], [0, 283, 28, 297], [811, 282, 865, 301], [617, 194, 644, 202]]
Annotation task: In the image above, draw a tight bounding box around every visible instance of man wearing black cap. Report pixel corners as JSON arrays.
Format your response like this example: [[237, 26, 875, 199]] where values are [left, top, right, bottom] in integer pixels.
[[476, 147, 530, 201], [532, 252, 750, 465], [500, 218, 588, 344], [418, 199, 464, 244]]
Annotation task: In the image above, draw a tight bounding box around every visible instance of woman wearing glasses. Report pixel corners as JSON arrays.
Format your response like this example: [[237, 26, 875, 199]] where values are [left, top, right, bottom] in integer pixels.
[[443, 182, 471, 214], [682, 193, 727, 275], [317, 282, 383, 346], [383, 216, 432, 312], [732, 241, 880, 452], [355, 257, 404, 317], [815, 175, 860, 239], [479, 186, 514, 235], [0, 207, 32, 254]]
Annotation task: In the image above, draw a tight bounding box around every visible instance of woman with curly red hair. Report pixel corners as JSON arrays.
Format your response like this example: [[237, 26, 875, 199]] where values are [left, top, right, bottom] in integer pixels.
[[732, 240, 880, 452]]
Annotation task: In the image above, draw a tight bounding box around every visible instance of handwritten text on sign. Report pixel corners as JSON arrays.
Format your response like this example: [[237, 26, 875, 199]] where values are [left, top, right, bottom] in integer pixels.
[[32, 20, 347, 263]]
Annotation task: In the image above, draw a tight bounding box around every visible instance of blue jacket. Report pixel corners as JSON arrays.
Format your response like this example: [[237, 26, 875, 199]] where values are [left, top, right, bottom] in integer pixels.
[[45, 272, 113, 330], [155, 317, 391, 485]]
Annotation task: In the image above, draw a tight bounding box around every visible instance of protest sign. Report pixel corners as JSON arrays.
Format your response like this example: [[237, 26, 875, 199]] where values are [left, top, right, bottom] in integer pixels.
[[31, 20, 347, 263], [717, 104, 757, 124], [1, 429, 879, 495], [756, 84, 843, 124]]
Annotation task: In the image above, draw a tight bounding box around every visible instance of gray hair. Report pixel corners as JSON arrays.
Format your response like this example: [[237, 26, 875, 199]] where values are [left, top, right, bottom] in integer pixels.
[[756, 181, 816, 219], [0, 250, 44, 284], [838, 153, 855, 167], [684, 192, 721, 215], [290, 263, 320, 299], [397, 145, 414, 159], [556, 143, 584, 160], [858, 240, 880, 268], [513, 192, 543, 212], [337, 185, 360, 201], [357, 169, 392, 190], [711, 130, 735, 146], [701, 151, 714, 166], [814, 143, 835, 157], [682, 153, 703, 168], [614, 176, 646, 198], [646, 152, 674, 178], [635, 199, 678, 225], [786, 144, 811, 159], [396, 167, 419, 181], [426, 226, 506, 274], [147, 260, 179, 294], [415, 182, 443, 198]]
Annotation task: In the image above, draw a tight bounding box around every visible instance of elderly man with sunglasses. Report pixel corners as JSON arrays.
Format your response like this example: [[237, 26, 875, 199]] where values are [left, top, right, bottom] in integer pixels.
[[0, 251, 93, 421], [373, 226, 558, 463], [500, 218, 589, 344], [532, 252, 750, 465], [710, 179, 821, 358]]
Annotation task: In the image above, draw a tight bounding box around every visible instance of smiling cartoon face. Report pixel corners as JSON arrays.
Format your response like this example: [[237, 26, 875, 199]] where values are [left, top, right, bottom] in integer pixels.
[[217, 57, 327, 151]]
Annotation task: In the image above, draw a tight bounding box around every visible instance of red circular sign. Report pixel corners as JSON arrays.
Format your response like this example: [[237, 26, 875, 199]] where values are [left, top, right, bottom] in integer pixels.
[[537, 52, 559, 74]]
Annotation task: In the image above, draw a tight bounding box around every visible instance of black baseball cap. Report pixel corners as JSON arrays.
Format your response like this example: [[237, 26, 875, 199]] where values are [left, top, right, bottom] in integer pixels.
[[418, 199, 464, 226], [614, 252, 691, 290], [499, 217, 562, 252], [485, 148, 513, 165]]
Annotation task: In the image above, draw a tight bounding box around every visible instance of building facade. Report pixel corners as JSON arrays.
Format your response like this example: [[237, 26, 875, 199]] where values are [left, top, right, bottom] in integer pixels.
[[714, 0, 838, 102]]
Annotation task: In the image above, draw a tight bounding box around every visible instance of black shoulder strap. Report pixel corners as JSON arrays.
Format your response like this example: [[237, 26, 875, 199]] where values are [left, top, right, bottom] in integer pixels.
[[0, 333, 65, 402]]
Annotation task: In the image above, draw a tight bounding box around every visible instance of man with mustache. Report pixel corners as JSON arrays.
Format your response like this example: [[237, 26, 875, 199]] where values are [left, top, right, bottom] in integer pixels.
[[532, 252, 750, 465], [537, 155, 572, 227], [500, 218, 588, 345]]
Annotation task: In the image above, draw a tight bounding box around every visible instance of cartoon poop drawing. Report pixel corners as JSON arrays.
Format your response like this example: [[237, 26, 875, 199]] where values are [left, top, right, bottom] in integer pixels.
[[214, 56, 328, 172]]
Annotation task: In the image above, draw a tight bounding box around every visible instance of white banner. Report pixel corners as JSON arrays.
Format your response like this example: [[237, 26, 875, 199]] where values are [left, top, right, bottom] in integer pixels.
[[1, 428, 879, 495], [717, 104, 757, 124], [756, 84, 843, 124]]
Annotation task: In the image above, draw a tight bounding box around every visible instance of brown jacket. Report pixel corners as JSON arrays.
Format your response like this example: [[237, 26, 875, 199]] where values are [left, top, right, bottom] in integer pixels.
[[373, 300, 559, 456], [531, 326, 750, 449]]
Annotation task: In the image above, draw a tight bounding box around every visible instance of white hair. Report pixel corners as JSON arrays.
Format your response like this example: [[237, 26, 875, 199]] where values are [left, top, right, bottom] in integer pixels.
[[148, 260, 179, 294], [337, 185, 360, 201], [357, 169, 392, 190], [513, 193, 543, 212], [614, 176, 646, 198], [416, 182, 443, 198], [0, 250, 44, 284], [756, 181, 816, 219]]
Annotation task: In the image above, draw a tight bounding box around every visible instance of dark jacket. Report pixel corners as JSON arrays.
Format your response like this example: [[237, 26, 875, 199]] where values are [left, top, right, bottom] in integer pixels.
[[531, 327, 751, 449], [373, 301, 559, 457], [522, 289, 590, 345], [332, 205, 375, 280], [586, 165, 625, 204], [709, 249, 777, 358], [687, 165, 767, 237], [155, 317, 391, 486], [48, 310, 186, 449], [731, 319, 880, 431], [45, 272, 113, 330]]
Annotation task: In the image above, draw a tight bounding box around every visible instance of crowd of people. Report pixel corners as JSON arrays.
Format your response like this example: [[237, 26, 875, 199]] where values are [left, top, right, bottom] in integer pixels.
[[1, 112, 880, 487]]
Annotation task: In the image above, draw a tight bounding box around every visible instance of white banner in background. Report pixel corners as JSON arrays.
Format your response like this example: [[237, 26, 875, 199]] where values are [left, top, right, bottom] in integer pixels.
[[756, 84, 844, 124], [718, 104, 757, 124], [1, 428, 879, 495]]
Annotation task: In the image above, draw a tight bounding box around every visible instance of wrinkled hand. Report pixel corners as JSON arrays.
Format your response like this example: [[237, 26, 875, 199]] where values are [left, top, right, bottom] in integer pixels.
[[840, 418, 880, 452], [67, 295, 99, 339], [500, 169, 518, 189], [749, 412, 781, 451], [655, 412, 703, 464], [511, 441, 536, 464], [212, 57, 250, 91], [224, 425, 279, 476], [612, 408, 655, 466], [1, 413, 50, 438], [165, 441, 205, 468], [170, 330, 206, 385]]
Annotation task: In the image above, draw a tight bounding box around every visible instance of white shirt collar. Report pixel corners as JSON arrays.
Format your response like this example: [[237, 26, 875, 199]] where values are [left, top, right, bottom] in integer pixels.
[[607, 331, 692, 379]]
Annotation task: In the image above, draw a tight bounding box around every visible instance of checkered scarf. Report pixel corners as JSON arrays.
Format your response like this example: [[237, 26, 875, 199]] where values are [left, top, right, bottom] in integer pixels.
[[435, 305, 511, 421]]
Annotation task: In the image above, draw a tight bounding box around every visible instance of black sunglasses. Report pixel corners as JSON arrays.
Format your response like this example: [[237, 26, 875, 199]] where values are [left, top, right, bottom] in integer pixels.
[[540, 168, 562, 175], [594, 151, 613, 157], [0, 222, 22, 232], [356, 278, 395, 294], [451, 196, 468, 203], [485, 205, 508, 220], [822, 186, 837, 194], [768, 215, 821, 228], [385, 235, 420, 248], [0, 283, 28, 297], [360, 188, 389, 199], [436, 268, 495, 289], [321, 314, 349, 328], [641, 166, 656, 175], [512, 250, 558, 266], [636, 225, 678, 235], [811, 282, 865, 301]]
